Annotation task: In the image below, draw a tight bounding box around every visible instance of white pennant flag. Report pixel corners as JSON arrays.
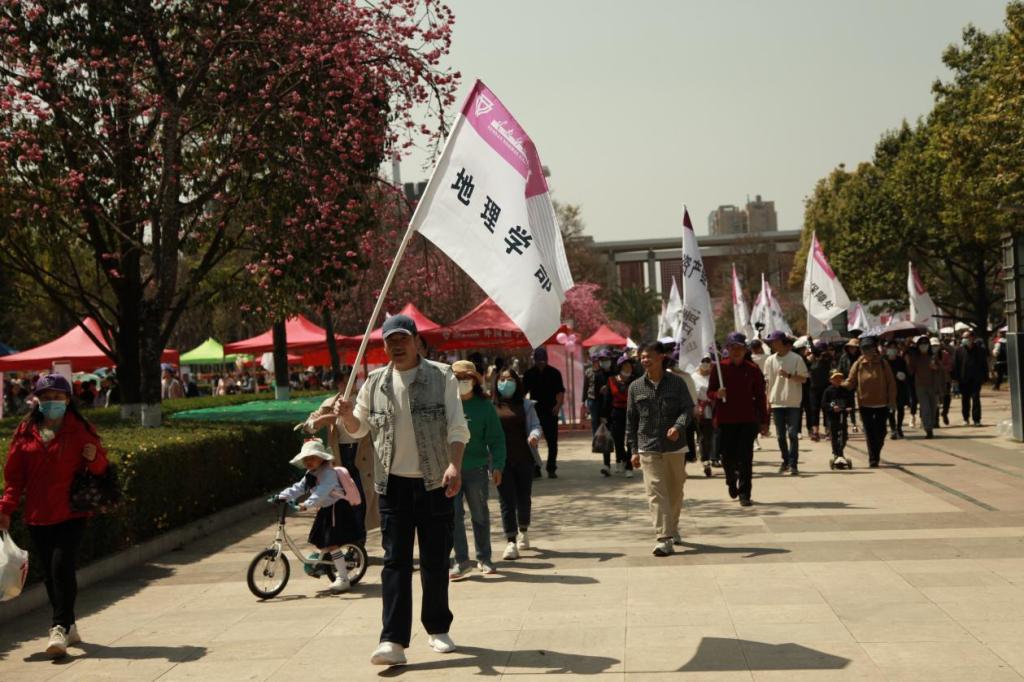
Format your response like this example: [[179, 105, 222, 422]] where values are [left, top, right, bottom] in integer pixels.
[[412, 80, 574, 348], [803, 232, 850, 326], [848, 302, 872, 332], [661, 277, 683, 338], [908, 261, 937, 328], [731, 264, 753, 338], [751, 273, 792, 337], [676, 208, 715, 372]]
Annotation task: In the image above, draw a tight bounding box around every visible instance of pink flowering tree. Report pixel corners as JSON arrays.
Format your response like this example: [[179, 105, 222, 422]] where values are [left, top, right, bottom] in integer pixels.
[[0, 1, 457, 422], [561, 282, 609, 338]]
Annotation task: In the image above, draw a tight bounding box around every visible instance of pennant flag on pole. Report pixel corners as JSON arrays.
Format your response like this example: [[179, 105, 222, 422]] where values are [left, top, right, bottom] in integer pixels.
[[731, 264, 753, 338], [907, 261, 938, 328], [675, 208, 715, 372], [803, 232, 850, 326], [848, 302, 872, 332], [751, 273, 792, 337], [661, 277, 683, 338], [412, 80, 574, 348]]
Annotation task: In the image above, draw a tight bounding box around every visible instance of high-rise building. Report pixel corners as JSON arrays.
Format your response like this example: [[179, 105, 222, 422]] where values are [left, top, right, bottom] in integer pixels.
[[708, 205, 747, 236], [746, 194, 777, 232]]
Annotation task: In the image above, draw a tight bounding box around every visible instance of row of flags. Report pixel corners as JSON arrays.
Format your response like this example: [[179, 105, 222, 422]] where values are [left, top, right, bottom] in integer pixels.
[[362, 79, 943, 384]]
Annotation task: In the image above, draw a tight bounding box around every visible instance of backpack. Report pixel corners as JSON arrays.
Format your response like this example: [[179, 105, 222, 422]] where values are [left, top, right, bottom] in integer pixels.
[[329, 466, 362, 506]]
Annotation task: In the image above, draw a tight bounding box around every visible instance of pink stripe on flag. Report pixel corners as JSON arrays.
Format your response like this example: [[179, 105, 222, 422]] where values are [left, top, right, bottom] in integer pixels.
[[683, 209, 694, 231], [911, 264, 927, 295], [812, 234, 837, 279]]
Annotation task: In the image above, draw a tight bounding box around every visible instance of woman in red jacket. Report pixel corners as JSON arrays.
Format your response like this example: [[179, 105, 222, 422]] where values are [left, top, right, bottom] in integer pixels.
[[0, 374, 108, 658]]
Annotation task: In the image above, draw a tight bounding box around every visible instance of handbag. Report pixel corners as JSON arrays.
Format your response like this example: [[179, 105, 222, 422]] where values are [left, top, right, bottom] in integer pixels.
[[591, 422, 613, 454], [69, 463, 122, 514]]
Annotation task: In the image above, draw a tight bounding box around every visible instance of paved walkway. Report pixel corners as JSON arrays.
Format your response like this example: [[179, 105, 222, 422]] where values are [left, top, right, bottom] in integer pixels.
[[2, 389, 1023, 680]]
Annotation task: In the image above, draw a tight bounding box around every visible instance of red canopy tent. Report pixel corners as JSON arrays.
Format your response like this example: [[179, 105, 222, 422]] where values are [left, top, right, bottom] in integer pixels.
[[223, 315, 331, 355], [581, 324, 628, 348], [299, 304, 445, 367], [434, 298, 568, 351], [0, 318, 179, 372]]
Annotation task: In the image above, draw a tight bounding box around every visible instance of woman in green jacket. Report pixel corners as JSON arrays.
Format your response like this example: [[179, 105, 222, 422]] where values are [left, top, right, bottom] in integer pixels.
[[449, 360, 507, 580]]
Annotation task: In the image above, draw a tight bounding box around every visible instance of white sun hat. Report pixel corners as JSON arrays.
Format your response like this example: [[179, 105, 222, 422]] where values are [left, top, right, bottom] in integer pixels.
[[289, 438, 334, 467]]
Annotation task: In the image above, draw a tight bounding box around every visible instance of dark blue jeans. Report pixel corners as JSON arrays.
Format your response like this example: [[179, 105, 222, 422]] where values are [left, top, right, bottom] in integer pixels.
[[452, 465, 492, 564], [772, 407, 802, 466], [379, 475, 454, 647], [498, 461, 533, 539]]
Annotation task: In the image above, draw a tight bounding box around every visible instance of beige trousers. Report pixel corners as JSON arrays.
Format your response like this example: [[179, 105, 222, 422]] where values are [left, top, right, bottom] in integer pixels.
[[640, 452, 687, 541]]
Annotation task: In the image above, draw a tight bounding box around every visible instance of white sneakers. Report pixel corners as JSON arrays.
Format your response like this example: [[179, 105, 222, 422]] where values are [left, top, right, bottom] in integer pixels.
[[67, 623, 81, 646], [625, 469, 635, 478], [503, 541, 520, 560], [46, 625, 68, 658], [448, 560, 467, 582], [478, 560, 497, 575], [370, 635, 456, 666], [614, 462, 624, 474], [517, 531, 530, 550], [652, 539, 674, 557], [329, 575, 351, 594], [428, 633, 457, 653], [371, 641, 407, 666]]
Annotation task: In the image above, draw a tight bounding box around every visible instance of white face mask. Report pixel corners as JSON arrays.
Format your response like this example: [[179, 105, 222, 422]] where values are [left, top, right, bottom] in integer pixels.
[[458, 379, 475, 395]]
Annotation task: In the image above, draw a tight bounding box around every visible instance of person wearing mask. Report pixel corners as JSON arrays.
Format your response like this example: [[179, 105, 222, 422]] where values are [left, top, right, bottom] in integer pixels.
[[993, 335, 1008, 390], [522, 347, 565, 479], [582, 350, 610, 438], [806, 341, 834, 442], [763, 331, 808, 475], [604, 354, 637, 478], [689, 355, 719, 478], [838, 338, 862, 433], [952, 330, 988, 426], [336, 314, 470, 666], [448, 360, 506, 580], [749, 339, 768, 373], [843, 336, 897, 467], [937, 336, 955, 425], [626, 341, 694, 557], [1, 374, 109, 658], [493, 369, 542, 560], [708, 333, 770, 506], [906, 336, 947, 439], [884, 341, 911, 439]]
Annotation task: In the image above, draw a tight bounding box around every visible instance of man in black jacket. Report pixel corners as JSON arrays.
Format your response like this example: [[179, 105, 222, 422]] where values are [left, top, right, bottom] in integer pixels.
[[952, 330, 988, 426]]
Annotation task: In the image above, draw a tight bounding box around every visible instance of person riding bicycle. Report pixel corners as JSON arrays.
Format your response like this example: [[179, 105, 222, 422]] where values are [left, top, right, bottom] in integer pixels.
[[276, 438, 361, 594], [822, 371, 854, 468]]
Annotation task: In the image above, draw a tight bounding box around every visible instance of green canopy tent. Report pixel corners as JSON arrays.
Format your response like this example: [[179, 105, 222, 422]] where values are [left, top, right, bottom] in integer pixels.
[[179, 338, 238, 366]]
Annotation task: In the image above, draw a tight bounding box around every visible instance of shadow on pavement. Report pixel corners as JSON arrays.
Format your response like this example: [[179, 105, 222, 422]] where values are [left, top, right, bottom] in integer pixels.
[[529, 548, 625, 563], [378, 644, 618, 676], [676, 541, 790, 559], [457, 570, 599, 586], [23, 643, 206, 665], [679, 637, 849, 672], [685, 499, 872, 518]]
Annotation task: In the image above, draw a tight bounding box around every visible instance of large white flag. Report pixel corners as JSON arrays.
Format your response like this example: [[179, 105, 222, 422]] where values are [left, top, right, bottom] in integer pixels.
[[907, 261, 937, 328], [803, 232, 850, 326], [731, 264, 753, 338], [412, 80, 574, 348], [660, 277, 683, 338], [675, 208, 715, 371], [751, 273, 793, 337]]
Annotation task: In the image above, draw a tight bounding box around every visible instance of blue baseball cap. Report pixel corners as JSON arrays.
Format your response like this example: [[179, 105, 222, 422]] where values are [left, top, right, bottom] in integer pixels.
[[382, 314, 417, 339]]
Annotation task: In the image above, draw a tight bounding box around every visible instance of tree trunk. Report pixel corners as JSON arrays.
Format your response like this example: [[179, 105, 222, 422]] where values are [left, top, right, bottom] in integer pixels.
[[272, 320, 290, 401], [139, 304, 165, 427], [322, 308, 342, 377], [115, 266, 143, 422]]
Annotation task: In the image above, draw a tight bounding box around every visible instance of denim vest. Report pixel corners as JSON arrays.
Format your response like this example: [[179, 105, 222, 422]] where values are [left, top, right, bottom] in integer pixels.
[[364, 360, 452, 495]]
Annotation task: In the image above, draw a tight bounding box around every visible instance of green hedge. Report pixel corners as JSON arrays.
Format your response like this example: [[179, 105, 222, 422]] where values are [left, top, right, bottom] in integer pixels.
[[1, 412, 304, 584]]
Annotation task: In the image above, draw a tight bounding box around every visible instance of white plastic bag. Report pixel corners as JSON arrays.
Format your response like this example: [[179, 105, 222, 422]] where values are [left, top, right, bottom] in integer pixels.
[[0, 531, 29, 601]]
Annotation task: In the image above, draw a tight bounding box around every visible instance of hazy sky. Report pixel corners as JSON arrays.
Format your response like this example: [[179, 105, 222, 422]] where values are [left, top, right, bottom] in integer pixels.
[[401, 0, 1009, 240]]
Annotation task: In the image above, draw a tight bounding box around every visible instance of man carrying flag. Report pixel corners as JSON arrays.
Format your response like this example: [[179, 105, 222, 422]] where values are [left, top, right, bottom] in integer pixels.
[[337, 80, 574, 667]]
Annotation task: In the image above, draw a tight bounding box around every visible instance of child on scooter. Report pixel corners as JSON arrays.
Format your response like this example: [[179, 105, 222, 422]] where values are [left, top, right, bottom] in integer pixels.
[[277, 438, 361, 593], [822, 371, 854, 468]]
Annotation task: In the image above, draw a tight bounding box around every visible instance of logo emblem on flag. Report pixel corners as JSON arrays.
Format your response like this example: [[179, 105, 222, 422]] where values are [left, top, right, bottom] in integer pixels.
[[474, 94, 494, 117]]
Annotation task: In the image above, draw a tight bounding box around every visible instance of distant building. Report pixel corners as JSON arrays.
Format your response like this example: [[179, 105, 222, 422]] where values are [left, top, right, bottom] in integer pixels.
[[708, 205, 747, 236], [708, 195, 778, 236]]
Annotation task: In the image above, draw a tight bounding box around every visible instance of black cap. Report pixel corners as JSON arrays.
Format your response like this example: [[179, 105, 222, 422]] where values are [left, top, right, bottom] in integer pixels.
[[382, 314, 417, 339]]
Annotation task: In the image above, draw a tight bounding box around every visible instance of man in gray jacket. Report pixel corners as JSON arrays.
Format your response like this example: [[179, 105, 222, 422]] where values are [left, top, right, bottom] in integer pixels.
[[338, 314, 469, 667], [627, 341, 694, 557]]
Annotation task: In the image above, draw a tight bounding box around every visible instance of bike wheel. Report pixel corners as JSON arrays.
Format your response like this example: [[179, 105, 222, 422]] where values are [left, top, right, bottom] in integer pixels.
[[340, 543, 368, 585], [247, 549, 290, 599]]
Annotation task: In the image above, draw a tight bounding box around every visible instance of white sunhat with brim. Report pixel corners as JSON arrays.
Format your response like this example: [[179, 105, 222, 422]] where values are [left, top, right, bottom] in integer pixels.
[[289, 439, 334, 467]]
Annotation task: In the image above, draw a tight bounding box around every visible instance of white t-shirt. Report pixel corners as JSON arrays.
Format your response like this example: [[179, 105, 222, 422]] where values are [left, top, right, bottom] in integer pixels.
[[764, 351, 808, 408]]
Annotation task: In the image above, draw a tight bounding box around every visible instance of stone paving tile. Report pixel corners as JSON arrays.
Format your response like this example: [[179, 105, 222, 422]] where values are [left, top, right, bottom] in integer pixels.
[[3, 393, 1023, 680]]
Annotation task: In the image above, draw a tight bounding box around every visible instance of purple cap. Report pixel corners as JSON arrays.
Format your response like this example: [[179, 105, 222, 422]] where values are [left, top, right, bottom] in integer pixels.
[[33, 374, 72, 396], [617, 354, 633, 367], [813, 340, 829, 351], [765, 330, 790, 343], [725, 331, 747, 347]]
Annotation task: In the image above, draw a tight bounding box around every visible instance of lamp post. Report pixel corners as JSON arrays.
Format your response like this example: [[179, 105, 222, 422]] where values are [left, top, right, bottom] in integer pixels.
[[1000, 202, 1024, 441]]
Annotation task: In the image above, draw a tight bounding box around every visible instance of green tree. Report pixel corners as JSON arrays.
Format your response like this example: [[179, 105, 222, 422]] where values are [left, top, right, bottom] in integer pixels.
[[606, 287, 661, 340]]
